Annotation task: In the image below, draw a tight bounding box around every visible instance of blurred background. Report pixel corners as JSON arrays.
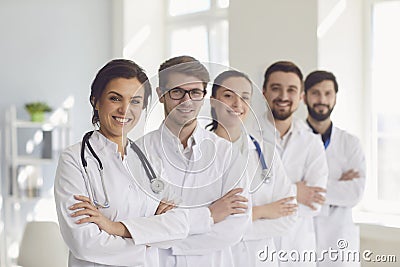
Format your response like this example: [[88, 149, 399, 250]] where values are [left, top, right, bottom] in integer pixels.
[[0, 0, 399, 266]]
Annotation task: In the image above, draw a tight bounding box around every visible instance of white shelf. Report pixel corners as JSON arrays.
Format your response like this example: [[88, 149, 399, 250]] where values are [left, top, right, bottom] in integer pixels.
[[5, 105, 71, 198], [16, 156, 54, 165], [5, 195, 44, 203], [3, 105, 71, 267], [14, 120, 70, 129], [15, 120, 47, 128]]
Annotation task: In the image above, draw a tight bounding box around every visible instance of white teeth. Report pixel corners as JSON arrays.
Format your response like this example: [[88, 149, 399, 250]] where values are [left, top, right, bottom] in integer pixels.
[[228, 110, 242, 116], [276, 102, 290, 107], [178, 109, 192, 113], [115, 117, 129, 123]]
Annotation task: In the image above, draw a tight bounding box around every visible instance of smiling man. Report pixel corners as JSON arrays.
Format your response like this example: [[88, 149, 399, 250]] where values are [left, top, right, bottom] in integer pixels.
[[136, 56, 251, 267], [258, 61, 328, 267], [304, 71, 366, 267]]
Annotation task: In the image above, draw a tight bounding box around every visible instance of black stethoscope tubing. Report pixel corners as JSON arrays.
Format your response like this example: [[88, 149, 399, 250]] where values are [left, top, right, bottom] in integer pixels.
[[80, 131, 164, 208]]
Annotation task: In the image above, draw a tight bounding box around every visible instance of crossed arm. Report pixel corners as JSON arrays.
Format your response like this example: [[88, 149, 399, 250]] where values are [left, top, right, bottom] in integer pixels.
[[70, 187, 248, 238]]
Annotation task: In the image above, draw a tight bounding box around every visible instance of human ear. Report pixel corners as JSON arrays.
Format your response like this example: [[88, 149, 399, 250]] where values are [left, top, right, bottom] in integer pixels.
[[302, 92, 307, 104], [210, 96, 217, 109], [262, 87, 268, 98], [300, 91, 305, 102], [90, 96, 98, 109], [156, 87, 164, 104]]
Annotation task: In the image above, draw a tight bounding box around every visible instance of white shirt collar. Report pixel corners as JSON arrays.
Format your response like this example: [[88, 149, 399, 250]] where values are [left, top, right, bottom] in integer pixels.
[[159, 122, 199, 159], [91, 130, 119, 154], [280, 121, 294, 140]]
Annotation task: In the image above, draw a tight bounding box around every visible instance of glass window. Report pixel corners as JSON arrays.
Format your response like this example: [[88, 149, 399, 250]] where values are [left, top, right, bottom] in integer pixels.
[[166, 0, 229, 65], [377, 137, 400, 201], [371, 1, 400, 203], [217, 0, 230, 9], [209, 20, 229, 66], [168, 0, 210, 16], [170, 26, 209, 62]]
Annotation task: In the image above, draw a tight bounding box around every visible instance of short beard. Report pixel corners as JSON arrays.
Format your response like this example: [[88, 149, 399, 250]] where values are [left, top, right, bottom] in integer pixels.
[[307, 105, 333, 121], [271, 109, 293, 121]]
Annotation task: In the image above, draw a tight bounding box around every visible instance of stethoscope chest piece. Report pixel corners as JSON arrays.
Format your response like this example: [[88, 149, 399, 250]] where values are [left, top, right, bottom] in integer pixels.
[[261, 169, 272, 184], [150, 179, 165, 194]]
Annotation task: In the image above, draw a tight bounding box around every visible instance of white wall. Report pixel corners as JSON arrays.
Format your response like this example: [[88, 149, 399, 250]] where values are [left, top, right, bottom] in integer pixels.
[[0, 0, 114, 143], [229, 0, 318, 120], [121, 0, 166, 139], [123, 0, 165, 76]]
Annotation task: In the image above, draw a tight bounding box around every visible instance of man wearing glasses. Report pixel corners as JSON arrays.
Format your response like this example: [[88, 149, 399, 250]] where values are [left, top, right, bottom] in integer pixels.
[[136, 56, 251, 267]]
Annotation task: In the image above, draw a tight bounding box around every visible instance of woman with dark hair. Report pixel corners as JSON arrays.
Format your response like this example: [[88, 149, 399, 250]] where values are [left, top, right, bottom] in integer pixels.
[[208, 70, 297, 266], [54, 59, 190, 267]]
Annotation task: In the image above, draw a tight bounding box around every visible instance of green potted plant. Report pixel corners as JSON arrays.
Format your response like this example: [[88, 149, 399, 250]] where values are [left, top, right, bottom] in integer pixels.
[[25, 102, 52, 122]]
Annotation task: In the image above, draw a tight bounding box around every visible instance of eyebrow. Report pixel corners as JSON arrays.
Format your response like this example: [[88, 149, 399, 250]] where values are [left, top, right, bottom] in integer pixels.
[[171, 87, 203, 91], [269, 83, 298, 89], [108, 91, 123, 97], [222, 88, 251, 95], [269, 83, 282, 87], [107, 91, 143, 99]]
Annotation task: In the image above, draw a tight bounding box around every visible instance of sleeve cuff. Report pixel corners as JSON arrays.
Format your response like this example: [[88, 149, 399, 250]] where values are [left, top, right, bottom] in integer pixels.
[[187, 207, 213, 234]]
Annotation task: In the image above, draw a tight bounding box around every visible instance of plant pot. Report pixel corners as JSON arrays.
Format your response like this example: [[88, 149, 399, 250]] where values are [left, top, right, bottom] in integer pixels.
[[30, 112, 45, 122]]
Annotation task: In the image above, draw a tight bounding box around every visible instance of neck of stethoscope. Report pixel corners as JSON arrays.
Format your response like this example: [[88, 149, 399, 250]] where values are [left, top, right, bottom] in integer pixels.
[[81, 131, 110, 208], [82, 131, 103, 169]]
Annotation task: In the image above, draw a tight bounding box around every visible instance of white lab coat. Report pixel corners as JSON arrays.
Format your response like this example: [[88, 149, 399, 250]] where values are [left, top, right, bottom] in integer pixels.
[[136, 124, 252, 267], [54, 131, 192, 267], [258, 118, 328, 267], [231, 134, 297, 267], [311, 126, 366, 267]]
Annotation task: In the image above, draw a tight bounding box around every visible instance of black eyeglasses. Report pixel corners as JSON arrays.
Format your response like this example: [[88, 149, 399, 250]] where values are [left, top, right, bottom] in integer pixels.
[[165, 87, 206, 101]]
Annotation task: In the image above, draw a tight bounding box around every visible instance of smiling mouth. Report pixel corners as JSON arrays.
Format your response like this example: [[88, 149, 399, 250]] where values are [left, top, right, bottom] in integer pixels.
[[313, 105, 330, 113], [314, 104, 329, 109], [227, 110, 243, 116], [113, 116, 132, 124], [176, 108, 194, 114], [274, 101, 291, 108]]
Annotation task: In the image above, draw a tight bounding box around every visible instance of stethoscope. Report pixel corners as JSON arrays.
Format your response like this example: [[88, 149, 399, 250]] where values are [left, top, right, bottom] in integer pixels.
[[80, 131, 164, 208], [249, 135, 272, 194]]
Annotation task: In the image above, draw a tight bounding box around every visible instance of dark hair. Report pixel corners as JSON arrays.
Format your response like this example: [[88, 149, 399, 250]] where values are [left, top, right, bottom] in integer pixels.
[[207, 70, 252, 131], [158, 55, 210, 92], [90, 59, 151, 125], [304, 70, 338, 93], [262, 61, 303, 91]]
